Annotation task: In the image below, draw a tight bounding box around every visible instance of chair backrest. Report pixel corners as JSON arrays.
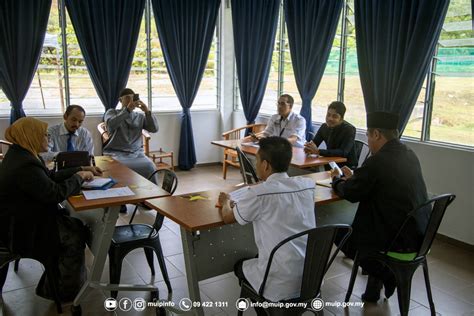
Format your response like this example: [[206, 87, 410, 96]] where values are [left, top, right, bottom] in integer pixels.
[[222, 123, 266, 140], [235, 147, 259, 185], [151, 169, 178, 232], [0, 140, 12, 160], [97, 122, 110, 145], [387, 194, 456, 259], [354, 140, 370, 167], [258, 225, 352, 301]]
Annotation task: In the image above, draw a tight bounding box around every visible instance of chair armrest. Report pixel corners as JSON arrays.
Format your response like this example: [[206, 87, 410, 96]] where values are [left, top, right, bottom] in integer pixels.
[[222, 125, 253, 138], [0, 140, 12, 146], [142, 130, 151, 140]]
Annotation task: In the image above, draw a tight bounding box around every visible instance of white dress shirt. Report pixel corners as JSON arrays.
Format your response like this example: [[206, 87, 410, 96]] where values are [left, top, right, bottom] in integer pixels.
[[42, 123, 94, 162], [262, 112, 306, 147], [231, 172, 316, 302]]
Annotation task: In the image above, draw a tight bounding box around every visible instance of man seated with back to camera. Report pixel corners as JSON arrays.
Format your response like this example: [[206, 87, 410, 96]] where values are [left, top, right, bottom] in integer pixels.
[[218, 136, 316, 314], [304, 101, 357, 168], [242, 94, 306, 147], [330, 112, 429, 303]]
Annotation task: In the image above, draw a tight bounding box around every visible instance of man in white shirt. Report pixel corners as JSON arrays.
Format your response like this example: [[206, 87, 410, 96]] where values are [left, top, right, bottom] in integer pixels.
[[42, 105, 94, 162], [218, 137, 316, 308], [243, 94, 306, 147]]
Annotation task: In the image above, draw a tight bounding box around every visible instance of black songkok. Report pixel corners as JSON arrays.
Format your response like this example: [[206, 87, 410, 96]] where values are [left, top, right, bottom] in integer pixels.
[[367, 112, 399, 129]]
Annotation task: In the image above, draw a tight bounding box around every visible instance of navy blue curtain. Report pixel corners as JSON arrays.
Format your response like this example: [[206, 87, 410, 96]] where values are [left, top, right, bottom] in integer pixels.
[[285, 0, 343, 140], [232, 0, 280, 129], [355, 0, 449, 133], [65, 0, 145, 110], [152, 0, 220, 170], [0, 0, 51, 124]]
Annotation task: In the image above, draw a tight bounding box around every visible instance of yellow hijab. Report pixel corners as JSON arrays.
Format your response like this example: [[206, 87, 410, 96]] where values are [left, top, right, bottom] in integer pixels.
[[5, 117, 48, 157]]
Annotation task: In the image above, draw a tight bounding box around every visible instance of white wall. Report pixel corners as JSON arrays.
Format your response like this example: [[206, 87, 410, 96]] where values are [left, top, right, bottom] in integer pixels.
[[404, 141, 474, 245]]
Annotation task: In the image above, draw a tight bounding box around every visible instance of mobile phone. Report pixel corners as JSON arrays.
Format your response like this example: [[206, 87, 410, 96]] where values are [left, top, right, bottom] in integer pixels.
[[329, 161, 343, 177], [133, 93, 140, 102]]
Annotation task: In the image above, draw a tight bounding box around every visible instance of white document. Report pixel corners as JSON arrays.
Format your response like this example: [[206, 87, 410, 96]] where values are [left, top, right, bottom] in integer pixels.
[[229, 186, 251, 202], [241, 142, 260, 148], [83, 186, 135, 200]]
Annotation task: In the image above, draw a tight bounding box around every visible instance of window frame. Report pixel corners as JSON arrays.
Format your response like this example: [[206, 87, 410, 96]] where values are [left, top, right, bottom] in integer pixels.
[[0, 0, 221, 117], [235, 0, 473, 150]]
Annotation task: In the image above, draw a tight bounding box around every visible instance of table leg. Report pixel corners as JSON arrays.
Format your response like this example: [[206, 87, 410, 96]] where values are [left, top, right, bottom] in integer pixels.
[[72, 204, 120, 305], [181, 227, 203, 316]]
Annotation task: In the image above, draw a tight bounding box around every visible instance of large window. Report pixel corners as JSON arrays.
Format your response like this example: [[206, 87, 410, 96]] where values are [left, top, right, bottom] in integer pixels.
[[255, 4, 340, 118], [0, 0, 220, 116], [428, 1, 473, 146], [239, 0, 472, 148], [0, 2, 65, 116]]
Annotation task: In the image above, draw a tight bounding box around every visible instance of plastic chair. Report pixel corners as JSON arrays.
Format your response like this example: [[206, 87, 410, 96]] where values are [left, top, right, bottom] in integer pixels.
[[235, 147, 259, 185], [108, 169, 178, 298], [238, 224, 352, 315], [354, 140, 370, 167], [221, 123, 266, 179], [0, 217, 63, 314], [344, 194, 456, 316]]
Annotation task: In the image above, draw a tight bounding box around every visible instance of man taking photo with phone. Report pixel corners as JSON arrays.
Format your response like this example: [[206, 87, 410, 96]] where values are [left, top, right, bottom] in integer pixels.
[[103, 88, 159, 199]]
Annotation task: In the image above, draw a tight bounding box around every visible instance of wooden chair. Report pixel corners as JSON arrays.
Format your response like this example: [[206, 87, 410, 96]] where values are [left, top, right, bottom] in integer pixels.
[[97, 123, 173, 170], [143, 130, 174, 170], [221, 123, 266, 179], [0, 140, 12, 160]]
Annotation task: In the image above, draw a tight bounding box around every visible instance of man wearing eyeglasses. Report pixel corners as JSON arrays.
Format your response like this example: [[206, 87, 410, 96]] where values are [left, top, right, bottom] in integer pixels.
[[243, 94, 306, 147], [42, 105, 94, 162]]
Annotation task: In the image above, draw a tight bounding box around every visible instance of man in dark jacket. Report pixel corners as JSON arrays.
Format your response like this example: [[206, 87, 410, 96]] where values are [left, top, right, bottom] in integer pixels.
[[304, 101, 357, 168], [331, 112, 429, 303]]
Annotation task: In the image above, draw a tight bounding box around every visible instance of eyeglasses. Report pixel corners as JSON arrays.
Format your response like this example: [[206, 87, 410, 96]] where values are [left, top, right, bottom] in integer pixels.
[[277, 101, 289, 107]]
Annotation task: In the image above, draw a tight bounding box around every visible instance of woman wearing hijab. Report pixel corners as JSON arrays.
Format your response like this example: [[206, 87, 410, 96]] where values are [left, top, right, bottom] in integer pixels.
[[0, 117, 100, 302]]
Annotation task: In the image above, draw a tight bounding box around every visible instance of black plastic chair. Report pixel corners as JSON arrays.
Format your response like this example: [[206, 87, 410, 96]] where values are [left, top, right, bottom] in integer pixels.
[[238, 224, 352, 315], [354, 140, 370, 167], [0, 219, 63, 314], [236, 147, 259, 185], [344, 194, 456, 316], [108, 169, 178, 298]]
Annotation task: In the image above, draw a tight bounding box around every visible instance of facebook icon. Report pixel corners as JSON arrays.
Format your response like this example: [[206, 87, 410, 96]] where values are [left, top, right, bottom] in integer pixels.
[[119, 297, 133, 311]]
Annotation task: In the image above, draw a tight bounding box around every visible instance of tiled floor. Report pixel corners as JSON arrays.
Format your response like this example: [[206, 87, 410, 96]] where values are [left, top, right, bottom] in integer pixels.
[[1, 165, 473, 315]]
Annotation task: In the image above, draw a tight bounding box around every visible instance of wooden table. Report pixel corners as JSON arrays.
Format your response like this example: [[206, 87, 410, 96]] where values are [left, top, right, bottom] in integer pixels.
[[145, 172, 355, 315], [211, 139, 347, 168], [66, 156, 169, 312]]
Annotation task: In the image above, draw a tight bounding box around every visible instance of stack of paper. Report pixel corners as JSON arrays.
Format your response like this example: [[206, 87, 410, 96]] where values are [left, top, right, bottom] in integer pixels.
[[83, 186, 135, 200]]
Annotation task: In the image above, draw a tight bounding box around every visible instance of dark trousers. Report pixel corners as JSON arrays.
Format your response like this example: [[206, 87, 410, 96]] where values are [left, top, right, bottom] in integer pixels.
[[335, 230, 394, 284], [234, 258, 267, 316]]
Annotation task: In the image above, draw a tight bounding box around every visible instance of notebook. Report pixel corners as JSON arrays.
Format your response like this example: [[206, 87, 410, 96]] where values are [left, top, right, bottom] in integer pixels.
[[82, 177, 117, 190]]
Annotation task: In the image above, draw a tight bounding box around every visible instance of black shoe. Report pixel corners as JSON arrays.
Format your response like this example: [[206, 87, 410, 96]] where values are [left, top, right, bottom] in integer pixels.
[[120, 205, 127, 213], [383, 274, 396, 299], [361, 275, 382, 303]]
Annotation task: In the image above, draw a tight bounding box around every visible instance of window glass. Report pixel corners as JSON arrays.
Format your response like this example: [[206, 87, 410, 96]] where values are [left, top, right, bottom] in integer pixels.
[[429, 0, 473, 146]]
